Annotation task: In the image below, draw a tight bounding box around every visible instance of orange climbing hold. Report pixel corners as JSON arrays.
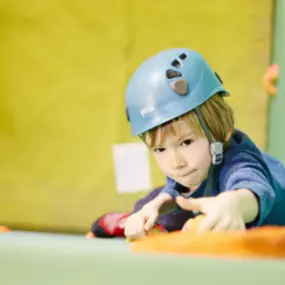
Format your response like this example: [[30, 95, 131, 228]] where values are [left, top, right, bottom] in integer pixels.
[[0, 225, 10, 233], [264, 64, 279, 96]]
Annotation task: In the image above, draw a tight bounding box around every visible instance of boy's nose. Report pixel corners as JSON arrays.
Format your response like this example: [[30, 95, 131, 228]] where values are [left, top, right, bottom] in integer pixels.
[[169, 150, 186, 169]]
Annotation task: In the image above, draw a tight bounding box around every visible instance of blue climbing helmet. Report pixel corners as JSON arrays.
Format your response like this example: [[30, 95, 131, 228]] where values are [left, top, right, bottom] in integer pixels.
[[125, 48, 229, 137]]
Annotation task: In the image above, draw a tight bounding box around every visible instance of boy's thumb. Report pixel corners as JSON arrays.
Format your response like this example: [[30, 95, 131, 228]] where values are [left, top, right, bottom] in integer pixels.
[[176, 196, 203, 212]]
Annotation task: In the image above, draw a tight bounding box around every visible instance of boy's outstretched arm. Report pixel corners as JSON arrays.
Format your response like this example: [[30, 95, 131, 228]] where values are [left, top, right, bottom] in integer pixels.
[[175, 189, 259, 232], [233, 188, 259, 224]]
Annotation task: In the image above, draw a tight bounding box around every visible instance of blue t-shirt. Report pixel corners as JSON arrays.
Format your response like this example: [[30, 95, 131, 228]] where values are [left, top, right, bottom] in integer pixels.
[[162, 129, 285, 228]]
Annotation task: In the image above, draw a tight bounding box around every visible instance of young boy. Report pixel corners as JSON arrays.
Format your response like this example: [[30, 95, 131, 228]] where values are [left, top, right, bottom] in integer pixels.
[[124, 48, 285, 240]]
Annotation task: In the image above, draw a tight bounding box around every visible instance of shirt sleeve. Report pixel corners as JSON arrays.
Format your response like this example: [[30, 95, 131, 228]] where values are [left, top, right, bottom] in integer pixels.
[[221, 152, 276, 227]]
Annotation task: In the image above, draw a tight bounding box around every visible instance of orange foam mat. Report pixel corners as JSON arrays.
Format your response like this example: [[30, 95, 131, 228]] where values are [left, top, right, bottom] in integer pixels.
[[131, 226, 285, 259]]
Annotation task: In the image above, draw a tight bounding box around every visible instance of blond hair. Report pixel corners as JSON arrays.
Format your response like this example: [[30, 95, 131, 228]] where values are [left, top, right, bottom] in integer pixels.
[[140, 93, 234, 149]]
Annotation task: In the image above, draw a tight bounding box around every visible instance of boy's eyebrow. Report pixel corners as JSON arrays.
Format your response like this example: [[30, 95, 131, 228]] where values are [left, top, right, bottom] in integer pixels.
[[177, 132, 194, 140], [150, 133, 194, 149]]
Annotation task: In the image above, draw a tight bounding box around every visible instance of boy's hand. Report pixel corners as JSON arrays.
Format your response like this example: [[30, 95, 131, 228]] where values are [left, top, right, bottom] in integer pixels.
[[176, 191, 246, 232], [124, 204, 159, 240], [125, 192, 173, 240]]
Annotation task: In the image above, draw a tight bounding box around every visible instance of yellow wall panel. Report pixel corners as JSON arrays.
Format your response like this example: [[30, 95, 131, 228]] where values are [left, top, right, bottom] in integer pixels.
[[0, 0, 137, 232]]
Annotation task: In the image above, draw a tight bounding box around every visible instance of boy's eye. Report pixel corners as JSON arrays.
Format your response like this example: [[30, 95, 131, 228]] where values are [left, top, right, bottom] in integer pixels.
[[181, 139, 193, 146], [153, 148, 165, 153]]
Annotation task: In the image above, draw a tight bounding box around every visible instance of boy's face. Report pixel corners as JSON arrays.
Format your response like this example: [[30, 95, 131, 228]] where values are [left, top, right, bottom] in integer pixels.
[[149, 119, 212, 190]]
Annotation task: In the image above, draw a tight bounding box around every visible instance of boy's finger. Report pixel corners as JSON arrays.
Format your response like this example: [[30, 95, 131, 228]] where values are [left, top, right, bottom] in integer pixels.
[[175, 196, 203, 212], [144, 213, 158, 232], [197, 215, 217, 233]]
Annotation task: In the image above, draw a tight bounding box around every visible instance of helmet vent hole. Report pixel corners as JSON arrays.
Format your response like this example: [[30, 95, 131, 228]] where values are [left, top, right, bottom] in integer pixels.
[[171, 59, 181, 68], [179, 53, 187, 60], [166, 69, 182, 79]]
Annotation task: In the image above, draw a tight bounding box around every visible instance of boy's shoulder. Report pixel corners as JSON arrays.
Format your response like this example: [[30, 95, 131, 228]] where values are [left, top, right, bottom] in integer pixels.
[[221, 129, 285, 188], [220, 129, 270, 184], [224, 129, 282, 166], [223, 129, 264, 165]]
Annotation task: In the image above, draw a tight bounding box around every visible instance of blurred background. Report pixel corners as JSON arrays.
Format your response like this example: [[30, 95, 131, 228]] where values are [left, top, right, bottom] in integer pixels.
[[0, 0, 284, 234]]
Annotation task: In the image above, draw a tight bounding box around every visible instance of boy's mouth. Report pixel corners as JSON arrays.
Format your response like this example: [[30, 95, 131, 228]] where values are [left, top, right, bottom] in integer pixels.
[[174, 169, 196, 178]]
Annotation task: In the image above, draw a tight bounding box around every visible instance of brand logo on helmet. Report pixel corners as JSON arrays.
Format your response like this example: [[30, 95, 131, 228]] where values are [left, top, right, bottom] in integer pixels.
[[141, 105, 155, 117]]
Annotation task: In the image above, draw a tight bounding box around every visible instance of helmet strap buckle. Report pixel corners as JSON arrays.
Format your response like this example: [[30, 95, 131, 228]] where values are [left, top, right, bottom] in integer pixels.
[[210, 142, 223, 165]]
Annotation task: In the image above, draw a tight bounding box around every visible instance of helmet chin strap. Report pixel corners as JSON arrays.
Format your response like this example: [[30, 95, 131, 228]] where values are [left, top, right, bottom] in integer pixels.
[[194, 107, 224, 199]]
